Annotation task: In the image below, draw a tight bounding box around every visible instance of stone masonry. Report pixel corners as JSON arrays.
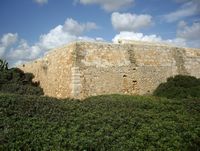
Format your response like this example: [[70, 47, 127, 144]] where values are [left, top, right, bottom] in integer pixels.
[[19, 41, 200, 99]]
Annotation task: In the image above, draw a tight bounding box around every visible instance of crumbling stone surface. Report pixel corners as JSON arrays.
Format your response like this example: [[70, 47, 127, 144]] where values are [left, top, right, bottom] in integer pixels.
[[19, 41, 200, 99]]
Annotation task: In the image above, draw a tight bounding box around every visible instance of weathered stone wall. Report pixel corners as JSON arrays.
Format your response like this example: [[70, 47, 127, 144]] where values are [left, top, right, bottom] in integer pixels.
[[20, 43, 76, 98], [19, 41, 200, 99]]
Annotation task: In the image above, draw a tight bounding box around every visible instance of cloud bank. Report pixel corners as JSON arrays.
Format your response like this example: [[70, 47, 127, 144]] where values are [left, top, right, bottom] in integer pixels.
[[164, 0, 200, 22], [39, 18, 98, 50], [112, 31, 188, 48], [177, 21, 200, 48], [0, 18, 99, 66], [112, 31, 162, 43], [111, 12, 152, 32], [110, 12, 200, 48], [111, 21, 200, 48]]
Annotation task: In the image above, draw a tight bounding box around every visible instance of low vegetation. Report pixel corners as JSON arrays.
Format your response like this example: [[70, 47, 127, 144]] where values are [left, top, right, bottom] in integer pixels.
[[1, 60, 199, 150], [1, 94, 199, 150], [0, 59, 43, 95], [154, 75, 200, 99]]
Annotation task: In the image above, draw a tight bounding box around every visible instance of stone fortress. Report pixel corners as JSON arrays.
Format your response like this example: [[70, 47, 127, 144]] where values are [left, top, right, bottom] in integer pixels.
[[20, 40, 200, 99]]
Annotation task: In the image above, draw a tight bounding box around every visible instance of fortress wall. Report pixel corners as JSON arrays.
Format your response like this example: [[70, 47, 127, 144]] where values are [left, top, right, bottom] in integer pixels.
[[77, 67, 137, 98], [73, 42, 200, 98], [184, 48, 200, 78], [124, 43, 200, 95], [128, 44, 177, 95], [73, 42, 138, 98], [20, 44, 76, 98], [19, 41, 200, 99]]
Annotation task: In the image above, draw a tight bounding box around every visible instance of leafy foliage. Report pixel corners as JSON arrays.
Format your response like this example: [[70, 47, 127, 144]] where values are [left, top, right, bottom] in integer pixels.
[[0, 59, 43, 95], [1, 94, 199, 150], [0, 59, 8, 71], [154, 75, 200, 99]]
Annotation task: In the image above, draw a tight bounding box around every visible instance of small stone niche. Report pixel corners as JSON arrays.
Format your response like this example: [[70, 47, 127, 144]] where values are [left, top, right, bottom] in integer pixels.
[[132, 80, 137, 84]]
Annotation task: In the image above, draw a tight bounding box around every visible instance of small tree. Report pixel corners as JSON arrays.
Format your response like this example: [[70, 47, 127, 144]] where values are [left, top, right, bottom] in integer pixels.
[[0, 59, 44, 95], [0, 59, 8, 71]]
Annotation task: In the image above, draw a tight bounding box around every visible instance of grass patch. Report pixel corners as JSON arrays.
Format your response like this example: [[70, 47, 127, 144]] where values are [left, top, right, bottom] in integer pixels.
[[0, 94, 200, 150]]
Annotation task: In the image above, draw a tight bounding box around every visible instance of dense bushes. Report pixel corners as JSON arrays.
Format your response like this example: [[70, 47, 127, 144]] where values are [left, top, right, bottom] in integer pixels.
[[154, 75, 200, 99], [1, 94, 199, 150], [0, 59, 43, 95]]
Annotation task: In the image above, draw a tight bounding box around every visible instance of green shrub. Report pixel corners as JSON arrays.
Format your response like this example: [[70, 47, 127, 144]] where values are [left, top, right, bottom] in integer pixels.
[[154, 75, 200, 99], [1, 94, 200, 150], [0, 59, 8, 70], [0, 59, 43, 95], [0, 83, 43, 95]]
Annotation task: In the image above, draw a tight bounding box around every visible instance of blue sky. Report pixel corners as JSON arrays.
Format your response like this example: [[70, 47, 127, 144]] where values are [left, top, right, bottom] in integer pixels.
[[0, 0, 200, 66]]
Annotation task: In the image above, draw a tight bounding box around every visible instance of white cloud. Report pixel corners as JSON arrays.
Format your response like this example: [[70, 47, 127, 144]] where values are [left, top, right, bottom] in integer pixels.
[[177, 21, 200, 40], [165, 38, 187, 47], [77, 0, 134, 12], [39, 25, 77, 50], [112, 31, 162, 43], [63, 18, 97, 36], [39, 18, 97, 50], [0, 33, 18, 58], [177, 20, 187, 28], [0, 18, 99, 66], [176, 21, 200, 48], [6, 39, 43, 67], [95, 37, 105, 41], [0, 47, 6, 58], [1, 33, 18, 47], [111, 12, 152, 32], [112, 31, 188, 48], [164, 0, 200, 22], [111, 10, 200, 48], [10, 40, 42, 60], [34, 0, 48, 5]]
